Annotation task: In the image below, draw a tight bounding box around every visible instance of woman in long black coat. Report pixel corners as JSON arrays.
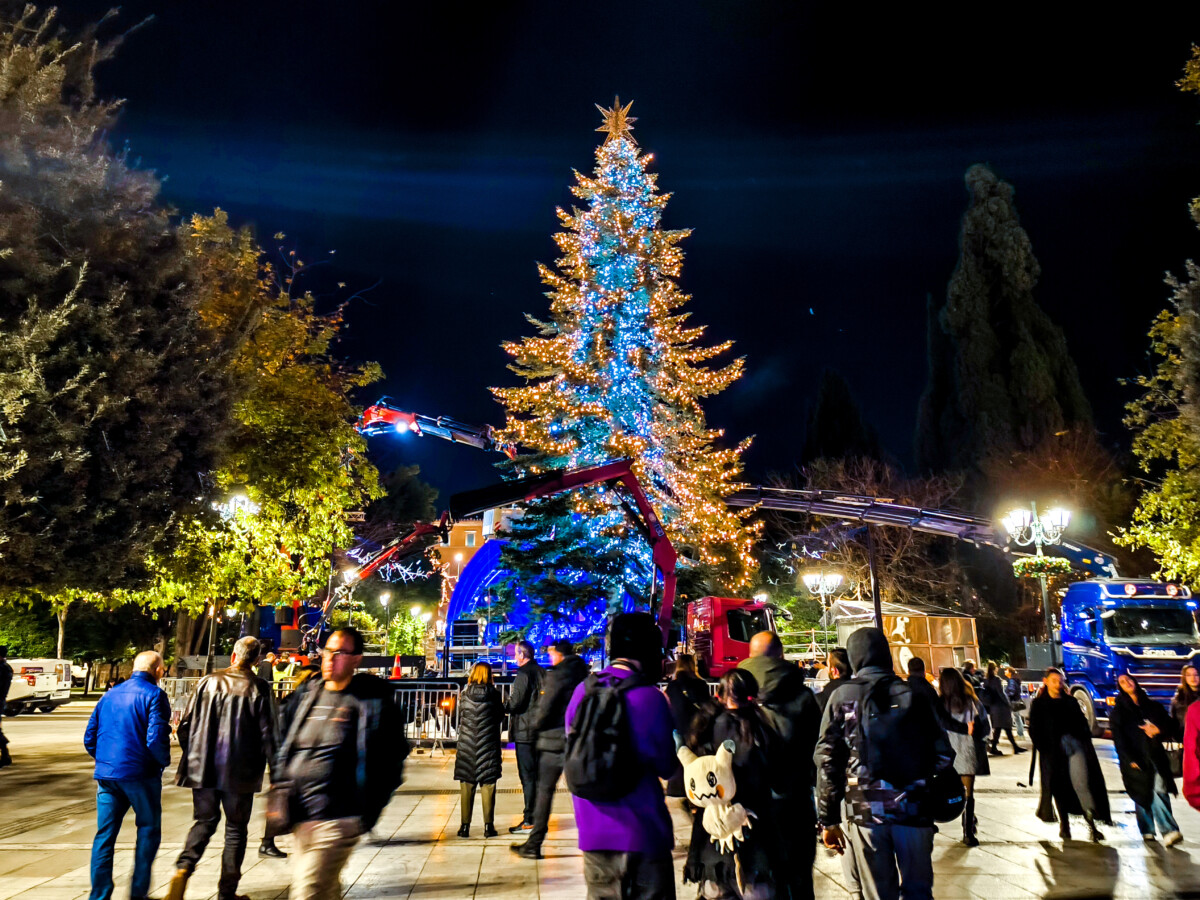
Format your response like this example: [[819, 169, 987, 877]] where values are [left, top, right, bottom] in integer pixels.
[[1110, 673, 1183, 845], [455, 661, 503, 837], [665, 653, 715, 797], [1029, 668, 1111, 842], [983, 662, 1022, 755]]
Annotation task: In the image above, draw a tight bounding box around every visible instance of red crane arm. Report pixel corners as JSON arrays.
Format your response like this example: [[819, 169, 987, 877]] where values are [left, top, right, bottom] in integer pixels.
[[306, 513, 449, 652], [356, 398, 515, 459]]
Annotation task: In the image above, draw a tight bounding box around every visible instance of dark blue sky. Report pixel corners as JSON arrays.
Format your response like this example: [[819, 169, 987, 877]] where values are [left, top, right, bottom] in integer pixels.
[[66, 1, 1200, 498]]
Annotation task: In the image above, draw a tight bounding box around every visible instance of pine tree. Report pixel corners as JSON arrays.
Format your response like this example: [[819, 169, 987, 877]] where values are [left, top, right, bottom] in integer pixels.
[[915, 164, 1092, 480], [801, 369, 881, 464], [491, 99, 756, 630], [0, 7, 233, 592]]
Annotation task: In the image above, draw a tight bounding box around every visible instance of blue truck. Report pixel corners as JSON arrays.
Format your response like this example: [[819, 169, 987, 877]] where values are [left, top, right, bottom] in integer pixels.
[[1060, 578, 1200, 734]]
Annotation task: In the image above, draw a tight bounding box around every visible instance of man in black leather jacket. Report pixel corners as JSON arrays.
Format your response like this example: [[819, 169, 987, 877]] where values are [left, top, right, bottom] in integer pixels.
[[167, 636, 278, 900], [505, 640, 544, 834], [511, 640, 590, 859]]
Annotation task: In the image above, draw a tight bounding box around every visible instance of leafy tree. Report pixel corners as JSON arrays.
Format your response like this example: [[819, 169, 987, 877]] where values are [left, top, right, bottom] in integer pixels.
[[0, 6, 232, 593], [1113, 50, 1200, 583], [491, 100, 757, 632], [770, 457, 967, 610], [369, 464, 439, 529], [801, 369, 881, 464], [131, 213, 383, 615], [916, 164, 1092, 481]]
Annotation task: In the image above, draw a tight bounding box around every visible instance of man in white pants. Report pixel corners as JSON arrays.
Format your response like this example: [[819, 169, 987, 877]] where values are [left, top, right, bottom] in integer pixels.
[[277, 628, 407, 900]]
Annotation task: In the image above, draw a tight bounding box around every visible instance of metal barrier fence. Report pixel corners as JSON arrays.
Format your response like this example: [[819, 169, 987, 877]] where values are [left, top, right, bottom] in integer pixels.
[[160, 675, 716, 749]]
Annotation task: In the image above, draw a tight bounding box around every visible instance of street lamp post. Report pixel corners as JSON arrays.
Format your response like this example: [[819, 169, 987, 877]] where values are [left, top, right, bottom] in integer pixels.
[[1002, 502, 1071, 665], [379, 591, 391, 655], [802, 571, 844, 652]]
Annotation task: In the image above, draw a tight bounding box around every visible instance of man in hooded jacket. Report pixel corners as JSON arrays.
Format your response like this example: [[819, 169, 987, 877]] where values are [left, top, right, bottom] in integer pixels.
[[815, 628, 954, 900], [738, 631, 821, 900]]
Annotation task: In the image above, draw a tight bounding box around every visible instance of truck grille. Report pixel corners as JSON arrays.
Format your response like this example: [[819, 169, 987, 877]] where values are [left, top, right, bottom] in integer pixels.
[[1126, 665, 1182, 697]]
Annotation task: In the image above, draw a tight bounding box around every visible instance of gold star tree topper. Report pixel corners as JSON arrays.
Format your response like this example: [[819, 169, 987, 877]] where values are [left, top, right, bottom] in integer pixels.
[[596, 96, 637, 143]]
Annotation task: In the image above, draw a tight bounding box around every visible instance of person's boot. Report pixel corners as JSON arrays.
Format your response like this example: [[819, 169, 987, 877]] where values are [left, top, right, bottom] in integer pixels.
[[962, 797, 979, 847], [0, 748, 12, 768], [483, 823, 499, 838], [1059, 818, 1072, 840], [457, 823, 470, 838], [510, 840, 543, 859], [165, 868, 190, 900], [1085, 813, 1105, 843], [258, 836, 286, 859]]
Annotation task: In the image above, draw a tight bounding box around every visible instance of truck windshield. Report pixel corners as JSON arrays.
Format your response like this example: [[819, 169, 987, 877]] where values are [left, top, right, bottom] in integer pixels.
[[728, 608, 771, 643], [1103, 607, 1200, 645]]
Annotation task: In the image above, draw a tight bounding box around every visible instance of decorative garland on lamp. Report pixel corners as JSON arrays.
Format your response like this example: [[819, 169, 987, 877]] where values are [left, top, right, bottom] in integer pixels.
[[1012, 555, 1072, 579]]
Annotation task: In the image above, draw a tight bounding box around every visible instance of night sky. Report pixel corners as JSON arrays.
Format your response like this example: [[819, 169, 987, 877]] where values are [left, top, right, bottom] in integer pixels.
[[65, 2, 1200, 499]]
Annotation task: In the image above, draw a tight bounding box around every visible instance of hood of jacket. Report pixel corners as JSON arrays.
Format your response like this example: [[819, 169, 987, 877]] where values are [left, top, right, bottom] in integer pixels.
[[847, 627, 892, 674]]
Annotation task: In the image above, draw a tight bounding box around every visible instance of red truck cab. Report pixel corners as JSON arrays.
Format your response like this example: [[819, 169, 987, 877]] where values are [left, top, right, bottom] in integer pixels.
[[685, 596, 778, 678]]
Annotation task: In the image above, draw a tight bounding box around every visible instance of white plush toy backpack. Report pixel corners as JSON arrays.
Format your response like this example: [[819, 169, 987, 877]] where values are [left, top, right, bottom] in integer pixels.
[[677, 738, 755, 852]]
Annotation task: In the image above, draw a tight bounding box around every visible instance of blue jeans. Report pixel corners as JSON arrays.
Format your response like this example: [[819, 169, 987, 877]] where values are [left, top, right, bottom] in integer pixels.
[[90, 777, 162, 900], [1135, 791, 1180, 838]]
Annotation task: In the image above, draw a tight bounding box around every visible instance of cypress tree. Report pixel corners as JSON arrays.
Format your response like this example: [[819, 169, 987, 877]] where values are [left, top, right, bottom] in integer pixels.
[[916, 164, 1092, 479], [800, 369, 881, 464]]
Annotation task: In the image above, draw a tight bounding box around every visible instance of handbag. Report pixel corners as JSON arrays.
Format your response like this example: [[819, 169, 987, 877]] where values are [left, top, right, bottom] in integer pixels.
[[263, 780, 295, 837], [1166, 743, 1184, 779]]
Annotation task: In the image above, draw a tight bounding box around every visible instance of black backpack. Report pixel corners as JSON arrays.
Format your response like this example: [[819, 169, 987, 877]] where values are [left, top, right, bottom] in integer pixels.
[[564, 672, 642, 801], [858, 675, 939, 788]]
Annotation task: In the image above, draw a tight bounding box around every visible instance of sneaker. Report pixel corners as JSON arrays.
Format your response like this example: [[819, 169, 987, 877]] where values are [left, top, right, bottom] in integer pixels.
[[258, 843, 287, 859], [1143, 834, 1157, 843], [1164, 831, 1184, 847], [509, 822, 533, 834], [511, 842, 543, 859]]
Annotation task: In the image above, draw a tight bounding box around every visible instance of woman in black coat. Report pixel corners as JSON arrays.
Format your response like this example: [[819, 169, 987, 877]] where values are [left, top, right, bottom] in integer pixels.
[[1028, 667, 1111, 842], [455, 662, 503, 837], [684, 669, 779, 900], [665, 653, 715, 797], [1110, 673, 1183, 845], [983, 662, 1022, 755]]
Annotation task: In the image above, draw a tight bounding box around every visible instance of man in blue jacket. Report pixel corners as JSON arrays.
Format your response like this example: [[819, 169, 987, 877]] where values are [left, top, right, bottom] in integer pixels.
[[84, 650, 171, 900]]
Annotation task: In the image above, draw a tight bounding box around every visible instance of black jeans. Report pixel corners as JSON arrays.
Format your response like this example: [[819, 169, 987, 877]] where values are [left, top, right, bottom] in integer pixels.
[[515, 741, 538, 824], [582, 850, 675, 900], [770, 797, 816, 900], [526, 749, 564, 851], [176, 789, 254, 898]]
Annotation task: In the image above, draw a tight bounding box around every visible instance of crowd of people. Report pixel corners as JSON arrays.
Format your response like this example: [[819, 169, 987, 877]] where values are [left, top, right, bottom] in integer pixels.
[[68, 621, 1200, 900]]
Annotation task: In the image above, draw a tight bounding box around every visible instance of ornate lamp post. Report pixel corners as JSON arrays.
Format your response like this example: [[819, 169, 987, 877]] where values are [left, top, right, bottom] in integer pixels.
[[1002, 503, 1071, 665], [802, 570, 844, 651]]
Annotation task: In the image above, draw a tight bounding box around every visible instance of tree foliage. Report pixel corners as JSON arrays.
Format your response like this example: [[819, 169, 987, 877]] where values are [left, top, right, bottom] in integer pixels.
[[0, 6, 233, 592], [129, 213, 383, 612], [916, 164, 1092, 482], [801, 369, 881, 464], [770, 458, 968, 610], [1116, 51, 1200, 583]]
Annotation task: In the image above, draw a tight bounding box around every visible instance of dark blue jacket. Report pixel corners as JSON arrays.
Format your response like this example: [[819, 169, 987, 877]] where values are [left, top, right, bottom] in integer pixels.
[[85, 671, 171, 781]]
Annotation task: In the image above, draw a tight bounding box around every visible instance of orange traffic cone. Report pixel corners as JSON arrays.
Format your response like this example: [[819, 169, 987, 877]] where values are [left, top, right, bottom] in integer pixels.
[[391, 654, 402, 678]]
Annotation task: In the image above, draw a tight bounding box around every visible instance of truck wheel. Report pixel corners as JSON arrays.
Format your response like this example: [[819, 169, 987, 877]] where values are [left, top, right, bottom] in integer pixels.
[[1072, 687, 1102, 737], [2, 707, 16, 717], [38, 704, 54, 713]]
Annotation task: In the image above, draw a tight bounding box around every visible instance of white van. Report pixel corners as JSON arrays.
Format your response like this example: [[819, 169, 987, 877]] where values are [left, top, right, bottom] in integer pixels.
[[3, 658, 72, 715]]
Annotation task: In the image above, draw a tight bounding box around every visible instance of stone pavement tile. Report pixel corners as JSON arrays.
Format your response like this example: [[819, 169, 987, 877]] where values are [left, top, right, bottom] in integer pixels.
[[408, 843, 485, 899], [933, 874, 1042, 899], [470, 845, 540, 896], [345, 843, 431, 899], [8, 887, 87, 900]]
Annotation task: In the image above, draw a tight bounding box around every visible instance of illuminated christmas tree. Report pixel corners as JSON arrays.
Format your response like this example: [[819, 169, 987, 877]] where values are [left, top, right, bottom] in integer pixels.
[[491, 99, 757, 632]]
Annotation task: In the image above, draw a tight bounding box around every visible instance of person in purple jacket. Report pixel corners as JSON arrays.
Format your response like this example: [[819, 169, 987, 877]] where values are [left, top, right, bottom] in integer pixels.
[[565, 613, 680, 900], [84, 650, 172, 900]]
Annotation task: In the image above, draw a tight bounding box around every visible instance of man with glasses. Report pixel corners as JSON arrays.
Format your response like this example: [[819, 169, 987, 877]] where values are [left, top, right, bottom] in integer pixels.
[[276, 628, 408, 900]]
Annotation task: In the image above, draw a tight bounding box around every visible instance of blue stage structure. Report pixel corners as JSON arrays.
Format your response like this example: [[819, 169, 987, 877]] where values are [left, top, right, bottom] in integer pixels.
[[445, 538, 633, 654]]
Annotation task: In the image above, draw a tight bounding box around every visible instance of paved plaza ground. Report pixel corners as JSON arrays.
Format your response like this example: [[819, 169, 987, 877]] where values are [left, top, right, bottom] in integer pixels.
[[3, 699, 1200, 898]]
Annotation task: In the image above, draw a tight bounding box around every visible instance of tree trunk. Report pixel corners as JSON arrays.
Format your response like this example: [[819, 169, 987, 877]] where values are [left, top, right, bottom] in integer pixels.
[[56, 603, 69, 660]]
